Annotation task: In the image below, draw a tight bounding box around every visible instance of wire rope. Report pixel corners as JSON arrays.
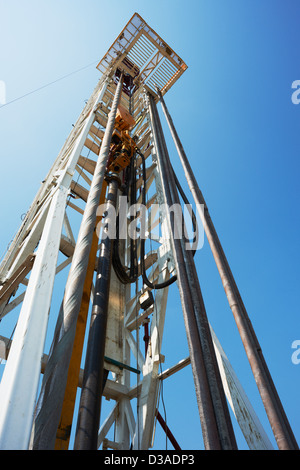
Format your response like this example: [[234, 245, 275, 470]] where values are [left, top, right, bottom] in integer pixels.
[[0, 60, 99, 109]]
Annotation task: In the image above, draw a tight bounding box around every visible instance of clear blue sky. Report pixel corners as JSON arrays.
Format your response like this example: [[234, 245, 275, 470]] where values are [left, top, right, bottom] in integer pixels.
[[0, 0, 299, 450]]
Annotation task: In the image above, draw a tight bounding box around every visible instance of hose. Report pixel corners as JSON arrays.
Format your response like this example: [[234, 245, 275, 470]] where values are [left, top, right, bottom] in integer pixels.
[[112, 148, 198, 290]]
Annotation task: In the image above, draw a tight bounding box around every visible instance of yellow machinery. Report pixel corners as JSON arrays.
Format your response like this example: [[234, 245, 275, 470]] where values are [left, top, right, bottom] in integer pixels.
[[107, 104, 137, 173]]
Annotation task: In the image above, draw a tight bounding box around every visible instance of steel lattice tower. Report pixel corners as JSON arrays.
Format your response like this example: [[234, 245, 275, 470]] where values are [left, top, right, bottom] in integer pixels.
[[0, 13, 297, 451]]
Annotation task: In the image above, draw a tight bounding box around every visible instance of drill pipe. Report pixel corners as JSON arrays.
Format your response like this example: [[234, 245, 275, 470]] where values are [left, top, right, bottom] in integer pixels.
[[146, 92, 237, 450], [151, 93, 237, 450], [157, 88, 298, 451], [32, 73, 124, 450], [74, 175, 119, 450]]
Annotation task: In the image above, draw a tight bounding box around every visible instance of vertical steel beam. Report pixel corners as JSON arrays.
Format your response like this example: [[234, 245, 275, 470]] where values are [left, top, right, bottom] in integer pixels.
[[31, 73, 124, 450], [74, 175, 119, 450], [0, 186, 67, 450], [132, 269, 170, 450], [146, 92, 237, 450], [157, 88, 299, 451]]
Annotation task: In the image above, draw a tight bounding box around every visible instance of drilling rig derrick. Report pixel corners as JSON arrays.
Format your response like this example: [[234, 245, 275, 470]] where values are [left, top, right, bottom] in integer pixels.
[[0, 12, 297, 452]]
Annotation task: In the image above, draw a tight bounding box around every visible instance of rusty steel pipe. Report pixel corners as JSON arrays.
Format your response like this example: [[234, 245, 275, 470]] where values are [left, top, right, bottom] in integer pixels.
[[151, 92, 237, 450], [147, 92, 236, 450], [146, 92, 220, 449], [157, 88, 298, 451], [156, 410, 181, 451]]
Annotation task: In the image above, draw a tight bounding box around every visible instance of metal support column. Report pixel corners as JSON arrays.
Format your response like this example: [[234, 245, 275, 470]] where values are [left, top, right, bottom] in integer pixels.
[[157, 88, 298, 451], [0, 78, 109, 451], [31, 72, 124, 450], [0, 186, 67, 450]]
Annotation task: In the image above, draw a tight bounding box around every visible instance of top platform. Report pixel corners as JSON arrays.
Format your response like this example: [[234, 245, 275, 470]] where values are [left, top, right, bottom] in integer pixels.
[[96, 13, 187, 98]]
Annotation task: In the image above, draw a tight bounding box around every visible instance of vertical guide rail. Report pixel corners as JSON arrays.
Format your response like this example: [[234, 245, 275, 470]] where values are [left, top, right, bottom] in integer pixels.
[[31, 72, 124, 450], [146, 93, 237, 450], [74, 175, 119, 450], [157, 88, 299, 451]]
